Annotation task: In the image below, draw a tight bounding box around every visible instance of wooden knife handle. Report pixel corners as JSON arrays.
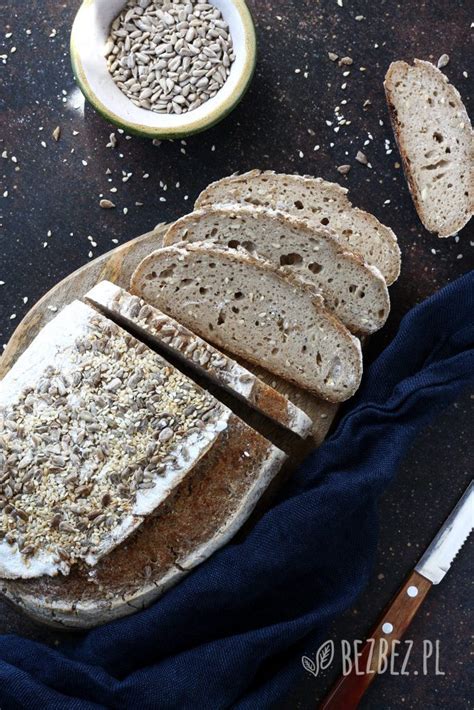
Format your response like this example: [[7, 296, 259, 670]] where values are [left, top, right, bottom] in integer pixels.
[[319, 570, 432, 710]]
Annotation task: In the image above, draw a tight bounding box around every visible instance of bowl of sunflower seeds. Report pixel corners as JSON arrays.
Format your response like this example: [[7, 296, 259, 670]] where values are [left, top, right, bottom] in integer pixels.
[[70, 0, 257, 138]]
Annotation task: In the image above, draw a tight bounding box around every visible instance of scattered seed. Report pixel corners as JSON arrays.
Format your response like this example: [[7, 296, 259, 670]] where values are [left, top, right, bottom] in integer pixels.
[[337, 164, 351, 175], [437, 54, 449, 69], [355, 150, 368, 165], [100, 199, 116, 209], [52, 126, 61, 141]]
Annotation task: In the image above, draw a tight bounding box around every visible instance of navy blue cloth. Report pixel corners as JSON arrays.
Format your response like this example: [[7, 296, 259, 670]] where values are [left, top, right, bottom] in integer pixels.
[[0, 272, 473, 710]]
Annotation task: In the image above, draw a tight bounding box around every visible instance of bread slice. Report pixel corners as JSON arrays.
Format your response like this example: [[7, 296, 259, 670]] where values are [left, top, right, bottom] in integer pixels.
[[195, 170, 401, 285], [384, 59, 473, 237], [163, 206, 390, 335], [0, 301, 284, 581], [86, 281, 312, 439], [131, 244, 363, 402], [2, 408, 285, 628]]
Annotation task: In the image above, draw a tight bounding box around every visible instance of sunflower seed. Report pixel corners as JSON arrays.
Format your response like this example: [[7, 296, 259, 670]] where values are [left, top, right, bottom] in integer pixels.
[[106, 0, 234, 115]]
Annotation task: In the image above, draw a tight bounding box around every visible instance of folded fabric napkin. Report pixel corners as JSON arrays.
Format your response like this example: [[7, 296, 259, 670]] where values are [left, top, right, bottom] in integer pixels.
[[0, 272, 473, 710]]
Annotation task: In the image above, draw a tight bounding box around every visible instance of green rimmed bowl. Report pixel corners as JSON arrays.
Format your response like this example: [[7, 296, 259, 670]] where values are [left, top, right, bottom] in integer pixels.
[[70, 0, 257, 139]]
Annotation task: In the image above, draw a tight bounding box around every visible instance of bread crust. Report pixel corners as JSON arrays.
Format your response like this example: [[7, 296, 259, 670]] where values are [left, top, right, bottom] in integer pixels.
[[384, 59, 473, 238]]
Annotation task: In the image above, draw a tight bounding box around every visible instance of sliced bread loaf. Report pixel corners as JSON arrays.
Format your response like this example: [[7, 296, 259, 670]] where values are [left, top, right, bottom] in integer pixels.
[[86, 281, 312, 439], [163, 206, 390, 335], [131, 244, 363, 402], [195, 170, 401, 285], [0, 301, 284, 580], [384, 59, 473, 237]]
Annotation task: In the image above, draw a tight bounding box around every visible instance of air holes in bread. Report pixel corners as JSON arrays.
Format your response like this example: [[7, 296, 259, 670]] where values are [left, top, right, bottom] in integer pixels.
[[316, 352, 322, 366], [217, 310, 226, 325], [294, 200, 304, 210], [422, 159, 450, 171], [242, 241, 256, 252], [234, 291, 244, 300], [199, 287, 208, 295], [308, 262, 322, 274], [433, 131, 444, 143], [228, 239, 240, 249], [159, 265, 175, 279], [280, 253, 303, 266], [325, 356, 342, 385], [321, 217, 330, 226]]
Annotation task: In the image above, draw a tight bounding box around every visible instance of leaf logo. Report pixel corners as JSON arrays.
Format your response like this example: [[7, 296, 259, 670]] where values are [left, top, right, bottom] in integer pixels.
[[301, 655, 318, 677], [301, 640, 335, 677]]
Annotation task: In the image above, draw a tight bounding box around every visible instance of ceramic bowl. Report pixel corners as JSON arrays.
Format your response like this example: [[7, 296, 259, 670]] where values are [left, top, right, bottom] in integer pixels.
[[70, 0, 257, 139]]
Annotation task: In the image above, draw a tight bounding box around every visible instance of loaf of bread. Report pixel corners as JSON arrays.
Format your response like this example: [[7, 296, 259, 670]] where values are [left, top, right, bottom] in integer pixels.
[[2, 408, 286, 628], [0, 301, 285, 581], [86, 281, 312, 438], [163, 206, 390, 335], [131, 243, 363, 402], [384, 59, 473, 237], [195, 170, 401, 285]]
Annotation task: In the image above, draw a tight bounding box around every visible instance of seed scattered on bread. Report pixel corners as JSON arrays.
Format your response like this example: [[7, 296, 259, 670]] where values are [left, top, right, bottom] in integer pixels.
[[384, 59, 473, 237], [0, 302, 229, 579]]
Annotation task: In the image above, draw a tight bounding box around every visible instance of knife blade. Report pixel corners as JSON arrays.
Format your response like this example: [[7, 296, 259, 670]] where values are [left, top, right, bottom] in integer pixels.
[[320, 480, 473, 710], [415, 480, 473, 584]]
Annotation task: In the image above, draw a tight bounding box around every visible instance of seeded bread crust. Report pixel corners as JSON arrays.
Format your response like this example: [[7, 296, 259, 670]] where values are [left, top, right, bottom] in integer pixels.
[[194, 170, 401, 285], [1, 414, 286, 628], [0, 302, 242, 581], [131, 244, 363, 402], [86, 281, 312, 439], [384, 59, 473, 237], [163, 206, 390, 335]]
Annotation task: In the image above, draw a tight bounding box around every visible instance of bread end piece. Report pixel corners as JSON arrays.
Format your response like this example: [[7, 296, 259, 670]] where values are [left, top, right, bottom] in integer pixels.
[[384, 59, 473, 238]]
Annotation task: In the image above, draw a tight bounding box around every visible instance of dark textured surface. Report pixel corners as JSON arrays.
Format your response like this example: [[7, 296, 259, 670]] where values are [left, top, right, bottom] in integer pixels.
[[0, 0, 472, 708]]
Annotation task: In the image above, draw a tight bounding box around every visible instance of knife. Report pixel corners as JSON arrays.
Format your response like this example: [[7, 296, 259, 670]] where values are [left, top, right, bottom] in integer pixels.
[[320, 480, 473, 709]]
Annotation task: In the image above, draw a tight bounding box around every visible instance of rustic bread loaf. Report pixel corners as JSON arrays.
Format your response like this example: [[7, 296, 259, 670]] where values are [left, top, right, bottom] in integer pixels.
[[86, 281, 312, 439], [384, 59, 473, 237], [195, 170, 401, 285], [2, 409, 286, 628], [0, 301, 284, 581], [163, 206, 390, 335], [131, 244, 363, 402]]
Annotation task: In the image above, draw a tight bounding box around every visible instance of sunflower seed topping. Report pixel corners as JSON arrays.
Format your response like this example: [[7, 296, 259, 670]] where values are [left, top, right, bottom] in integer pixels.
[[0, 305, 227, 577]]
